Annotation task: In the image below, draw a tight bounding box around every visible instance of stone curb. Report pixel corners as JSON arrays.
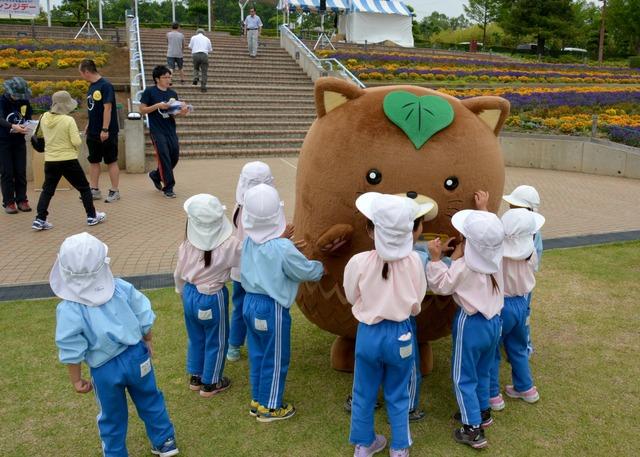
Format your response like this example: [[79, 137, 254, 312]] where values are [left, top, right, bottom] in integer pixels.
[[2, 231, 639, 302]]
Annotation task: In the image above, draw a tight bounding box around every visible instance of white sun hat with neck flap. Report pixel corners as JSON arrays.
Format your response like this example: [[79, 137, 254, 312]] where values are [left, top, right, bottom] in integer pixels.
[[183, 194, 233, 251], [49, 232, 115, 307], [452, 210, 505, 274], [501, 208, 545, 260], [502, 185, 540, 211], [242, 183, 287, 244], [235, 161, 275, 205], [356, 192, 434, 261]]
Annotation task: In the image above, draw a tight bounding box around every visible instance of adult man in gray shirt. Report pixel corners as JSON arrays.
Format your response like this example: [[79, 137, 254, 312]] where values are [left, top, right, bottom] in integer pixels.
[[167, 22, 185, 83]]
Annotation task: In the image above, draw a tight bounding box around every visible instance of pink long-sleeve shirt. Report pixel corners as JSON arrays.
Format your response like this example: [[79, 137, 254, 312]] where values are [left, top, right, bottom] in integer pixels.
[[343, 250, 427, 325], [427, 258, 504, 320], [230, 205, 246, 282], [503, 251, 538, 297], [174, 237, 242, 295]]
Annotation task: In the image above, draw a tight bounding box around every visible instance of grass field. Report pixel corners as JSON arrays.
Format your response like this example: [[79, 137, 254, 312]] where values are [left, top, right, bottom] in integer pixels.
[[1, 242, 638, 457]]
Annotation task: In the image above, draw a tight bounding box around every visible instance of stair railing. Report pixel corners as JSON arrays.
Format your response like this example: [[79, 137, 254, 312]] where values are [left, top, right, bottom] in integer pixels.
[[127, 15, 146, 110], [280, 25, 365, 88]]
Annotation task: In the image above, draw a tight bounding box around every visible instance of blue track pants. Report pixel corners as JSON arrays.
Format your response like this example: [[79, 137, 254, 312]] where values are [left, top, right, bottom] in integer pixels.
[[182, 283, 229, 385], [451, 309, 501, 426], [90, 342, 175, 457], [228, 280, 247, 347], [243, 292, 291, 409], [350, 319, 414, 450], [490, 295, 533, 397]]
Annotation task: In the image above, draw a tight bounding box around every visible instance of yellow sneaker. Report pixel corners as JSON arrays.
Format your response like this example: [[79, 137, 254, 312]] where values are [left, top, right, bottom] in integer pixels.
[[249, 400, 260, 417], [256, 403, 296, 422]]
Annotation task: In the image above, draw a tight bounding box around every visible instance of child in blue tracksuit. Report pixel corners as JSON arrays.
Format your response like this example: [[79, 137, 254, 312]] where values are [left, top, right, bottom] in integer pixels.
[[174, 194, 242, 396], [502, 185, 543, 357], [240, 183, 324, 422], [228, 161, 275, 362], [52, 232, 178, 457], [489, 208, 545, 411], [345, 193, 431, 457], [426, 192, 505, 450]]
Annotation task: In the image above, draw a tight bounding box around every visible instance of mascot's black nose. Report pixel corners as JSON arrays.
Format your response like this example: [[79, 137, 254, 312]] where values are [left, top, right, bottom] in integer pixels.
[[406, 191, 417, 199]]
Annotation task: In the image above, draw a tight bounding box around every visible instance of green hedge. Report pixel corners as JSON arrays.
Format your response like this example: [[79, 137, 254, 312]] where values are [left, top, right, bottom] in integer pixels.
[[630, 56, 640, 68]]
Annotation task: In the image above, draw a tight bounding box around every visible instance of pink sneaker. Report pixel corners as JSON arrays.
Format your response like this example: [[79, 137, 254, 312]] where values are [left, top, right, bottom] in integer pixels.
[[354, 434, 387, 457], [489, 394, 505, 411], [505, 385, 540, 403]]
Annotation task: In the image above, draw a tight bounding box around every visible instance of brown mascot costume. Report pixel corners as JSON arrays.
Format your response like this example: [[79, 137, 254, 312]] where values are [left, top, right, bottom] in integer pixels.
[[293, 77, 510, 374]]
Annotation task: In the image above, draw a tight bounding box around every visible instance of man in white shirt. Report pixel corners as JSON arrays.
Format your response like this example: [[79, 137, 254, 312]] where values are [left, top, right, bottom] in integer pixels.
[[188, 29, 212, 93], [244, 8, 263, 58]]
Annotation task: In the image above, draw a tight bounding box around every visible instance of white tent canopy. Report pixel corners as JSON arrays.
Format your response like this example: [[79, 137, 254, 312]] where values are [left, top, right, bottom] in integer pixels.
[[343, 0, 414, 47], [280, 0, 414, 47]]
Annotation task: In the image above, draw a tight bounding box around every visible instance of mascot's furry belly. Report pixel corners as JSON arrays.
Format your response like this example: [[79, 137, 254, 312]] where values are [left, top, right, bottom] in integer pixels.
[[293, 77, 510, 373]]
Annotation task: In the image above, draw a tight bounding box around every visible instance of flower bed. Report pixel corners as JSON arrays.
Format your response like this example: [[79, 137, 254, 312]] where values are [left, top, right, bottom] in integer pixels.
[[435, 86, 640, 146], [0, 79, 88, 112], [0, 39, 111, 70], [319, 50, 640, 84]]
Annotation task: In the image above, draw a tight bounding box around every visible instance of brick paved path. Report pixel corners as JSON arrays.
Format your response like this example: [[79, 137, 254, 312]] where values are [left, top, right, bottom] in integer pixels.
[[1, 159, 639, 286]]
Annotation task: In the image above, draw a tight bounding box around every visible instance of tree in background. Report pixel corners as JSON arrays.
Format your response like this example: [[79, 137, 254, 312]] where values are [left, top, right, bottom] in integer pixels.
[[464, 0, 501, 46], [52, 0, 91, 24], [607, 0, 640, 55], [418, 12, 468, 41], [498, 0, 575, 56]]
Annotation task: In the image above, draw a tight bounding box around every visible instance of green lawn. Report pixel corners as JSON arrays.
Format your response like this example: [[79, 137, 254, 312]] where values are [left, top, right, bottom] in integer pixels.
[[1, 242, 638, 456]]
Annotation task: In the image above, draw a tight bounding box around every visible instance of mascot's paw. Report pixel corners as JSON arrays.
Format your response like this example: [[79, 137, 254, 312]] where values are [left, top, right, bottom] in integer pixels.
[[330, 336, 356, 372], [317, 224, 354, 255]]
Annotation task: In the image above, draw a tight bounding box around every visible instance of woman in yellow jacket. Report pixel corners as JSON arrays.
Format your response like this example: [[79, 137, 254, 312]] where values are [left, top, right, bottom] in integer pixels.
[[32, 91, 106, 231]]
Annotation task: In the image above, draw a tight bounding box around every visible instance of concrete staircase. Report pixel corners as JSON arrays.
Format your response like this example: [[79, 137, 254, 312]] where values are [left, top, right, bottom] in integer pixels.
[[139, 29, 316, 160]]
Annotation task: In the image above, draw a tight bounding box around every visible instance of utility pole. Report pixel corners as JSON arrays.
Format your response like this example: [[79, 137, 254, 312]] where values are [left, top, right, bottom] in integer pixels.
[[598, 0, 607, 64]]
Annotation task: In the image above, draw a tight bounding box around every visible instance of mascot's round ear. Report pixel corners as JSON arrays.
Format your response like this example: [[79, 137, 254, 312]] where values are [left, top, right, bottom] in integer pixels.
[[315, 77, 365, 118], [461, 96, 510, 136]]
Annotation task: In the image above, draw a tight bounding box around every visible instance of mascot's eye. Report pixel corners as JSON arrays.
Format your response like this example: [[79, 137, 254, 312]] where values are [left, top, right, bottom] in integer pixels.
[[444, 176, 459, 191], [366, 169, 382, 185]]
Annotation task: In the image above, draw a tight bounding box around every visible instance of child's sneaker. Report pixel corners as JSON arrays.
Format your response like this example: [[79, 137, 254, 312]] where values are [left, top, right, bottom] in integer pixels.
[[505, 385, 539, 403], [199, 377, 231, 398], [408, 408, 426, 422], [227, 345, 241, 362], [32, 218, 53, 231], [249, 399, 260, 417], [452, 409, 493, 429], [256, 403, 296, 422], [151, 436, 179, 457], [189, 375, 202, 391], [489, 394, 505, 411], [354, 434, 387, 457], [87, 211, 106, 226], [345, 394, 382, 413], [389, 448, 409, 457], [453, 424, 488, 449]]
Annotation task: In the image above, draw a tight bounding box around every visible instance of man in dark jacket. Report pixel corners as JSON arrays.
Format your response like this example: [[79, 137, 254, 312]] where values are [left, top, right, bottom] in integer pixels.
[[0, 77, 33, 214]]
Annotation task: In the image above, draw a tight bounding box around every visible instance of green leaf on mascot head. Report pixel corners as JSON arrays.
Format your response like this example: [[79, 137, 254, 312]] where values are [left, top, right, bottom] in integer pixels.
[[383, 91, 455, 149]]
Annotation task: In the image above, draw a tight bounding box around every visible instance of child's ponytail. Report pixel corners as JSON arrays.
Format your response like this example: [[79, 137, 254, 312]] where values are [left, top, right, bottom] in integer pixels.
[[204, 250, 212, 268], [489, 273, 500, 295], [233, 205, 241, 228], [382, 262, 389, 280]]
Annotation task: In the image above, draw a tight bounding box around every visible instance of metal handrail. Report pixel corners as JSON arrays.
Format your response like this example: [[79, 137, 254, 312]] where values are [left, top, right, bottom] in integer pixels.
[[280, 25, 365, 88], [130, 17, 146, 104]]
